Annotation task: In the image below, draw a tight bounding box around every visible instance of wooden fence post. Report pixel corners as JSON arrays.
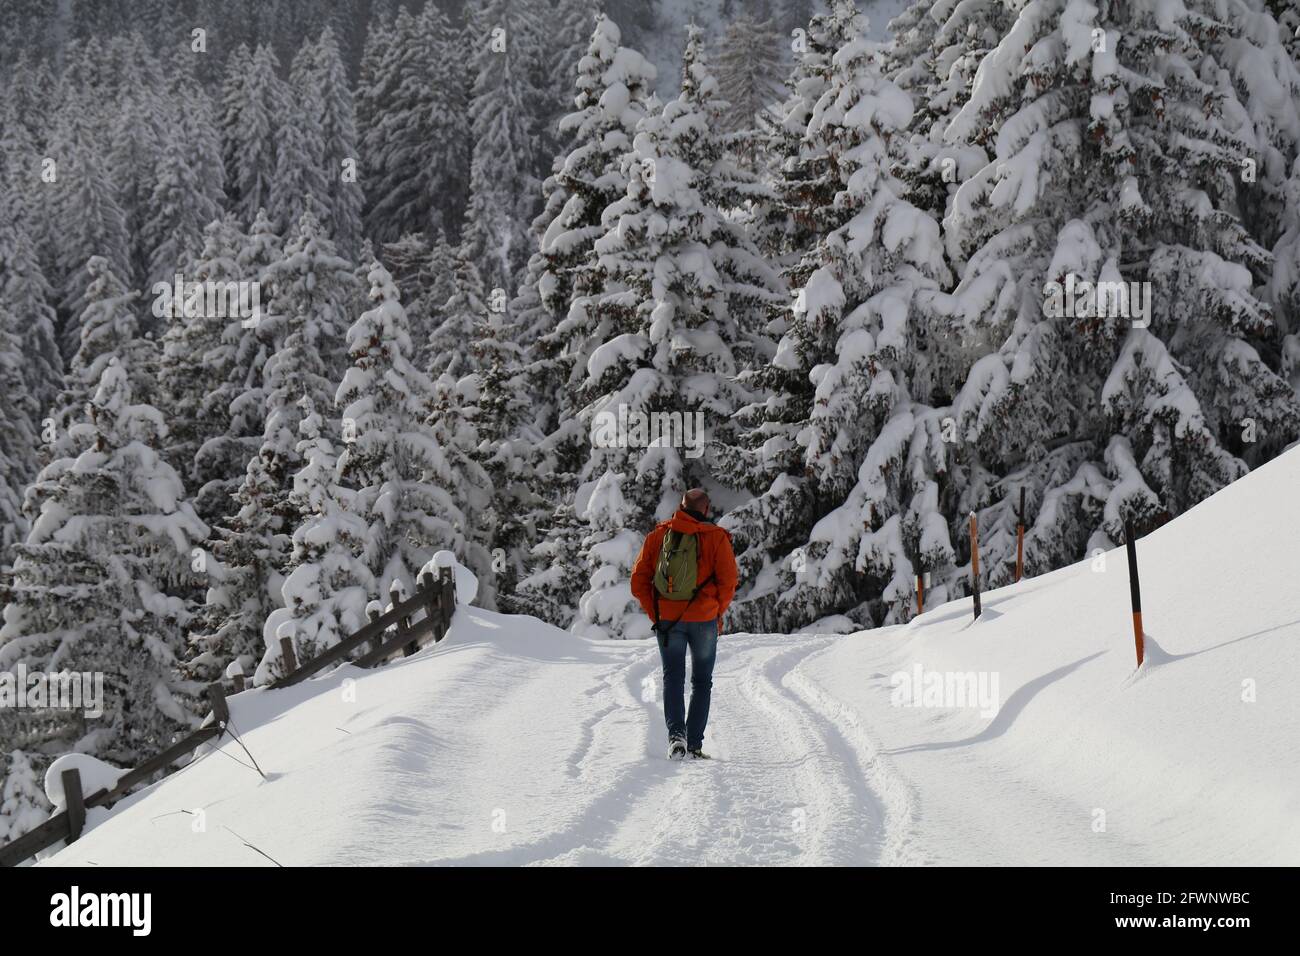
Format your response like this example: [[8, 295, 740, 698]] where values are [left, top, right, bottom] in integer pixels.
[[393, 582, 416, 657], [1015, 486, 1026, 583], [279, 628, 298, 676], [226, 660, 245, 694], [915, 572, 924, 616], [367, 602, 384, 654], [63, 768, 85, 843], [437, 565, 455, 641], [419, 570, 438, 642], [207, 682, 230, 737], [969, 511, 982, 620], [1124, 518, 1145, 667]]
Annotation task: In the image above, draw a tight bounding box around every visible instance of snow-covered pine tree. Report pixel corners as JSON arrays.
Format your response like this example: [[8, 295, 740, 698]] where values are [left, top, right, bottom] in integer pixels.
[[270, 43, 330, 234], [261, 212, 356, 435], [543, 25, 782, 628], [571, 470, 651, 640], [355, 8, 402, 238], [382, 230, 458, 368], [312, 26, 365, 258], [143, 118, 223, 293], [0, 302, 38, 568], [883, 0, 1011, 222], [359, 5, 469, 244], [350, 236, 377, 320], [191, 209, 284, 527], [1265, 0, 1299, 63], [713, 14, 786, 140], [512, 501, 587, 626], [219, 42, 254, 196], [156, 216, 248, 483], [161, 46, 225, 208], [228, 45, 288, 225], [427, 247, 488, 380], [48, 256, 154, 459], [190, 438, 287, 682], [720, 3, 952, 630], [381, 231, 432, 306], [0, 749, 50, 850], [462, 0, 545, 293], [760, 0, 858, 265], [0, 60, 44, 227], [0, 202, 62, 428], [933, 0, 1300, 594], [257, 397, 372, 682], [424, 369, 497, 606], [517, 13, 657, 443], [466, 294, 538, 610], [194, 213, 356, 677], [53, 36, 112, 143], [51, 114, 130, 359], [0, 358, 208, 769], [106, 34, 167, 289], [537, 0, 596, 172], [336, 262, 475, 601], [884, 0, 945, 95]]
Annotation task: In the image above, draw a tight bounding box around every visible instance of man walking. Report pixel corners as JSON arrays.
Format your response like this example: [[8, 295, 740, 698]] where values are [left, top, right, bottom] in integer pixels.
[[631, 489, 738, 760]]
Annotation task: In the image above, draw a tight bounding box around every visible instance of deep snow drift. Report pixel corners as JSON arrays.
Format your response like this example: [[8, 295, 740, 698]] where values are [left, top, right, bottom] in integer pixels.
[[39, 448, 1300, 866]]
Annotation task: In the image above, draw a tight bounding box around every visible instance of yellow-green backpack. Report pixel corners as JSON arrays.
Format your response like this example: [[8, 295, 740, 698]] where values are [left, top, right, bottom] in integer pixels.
[[653, 529, 699, 601]]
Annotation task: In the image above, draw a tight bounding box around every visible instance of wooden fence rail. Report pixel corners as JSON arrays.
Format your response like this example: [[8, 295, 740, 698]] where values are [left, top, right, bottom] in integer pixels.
[[0, 565, 458, 868]]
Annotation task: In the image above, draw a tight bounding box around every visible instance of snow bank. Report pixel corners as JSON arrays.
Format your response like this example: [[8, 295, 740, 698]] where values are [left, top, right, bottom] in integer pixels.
[[802, 446, 1300, 864]]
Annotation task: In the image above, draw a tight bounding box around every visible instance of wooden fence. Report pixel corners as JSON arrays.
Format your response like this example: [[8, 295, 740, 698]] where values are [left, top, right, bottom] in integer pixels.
[[0, 565, 457, 868]]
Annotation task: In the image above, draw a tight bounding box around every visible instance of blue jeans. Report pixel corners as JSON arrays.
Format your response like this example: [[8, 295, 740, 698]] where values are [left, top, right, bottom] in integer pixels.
[[656, 619, 718, 751]]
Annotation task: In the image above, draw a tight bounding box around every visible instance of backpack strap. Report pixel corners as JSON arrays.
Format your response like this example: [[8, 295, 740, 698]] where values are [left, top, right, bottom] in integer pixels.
[[650, 521, 672, 630], [656, 570, 718, 636]]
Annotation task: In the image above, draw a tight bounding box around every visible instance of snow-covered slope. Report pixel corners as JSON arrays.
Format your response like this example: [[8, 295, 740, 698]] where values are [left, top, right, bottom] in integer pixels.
[[41, 448, 1300, 866]]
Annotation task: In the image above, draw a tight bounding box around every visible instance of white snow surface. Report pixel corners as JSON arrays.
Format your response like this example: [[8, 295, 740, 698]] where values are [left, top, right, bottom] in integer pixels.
[[39, 448, 1300, 866]]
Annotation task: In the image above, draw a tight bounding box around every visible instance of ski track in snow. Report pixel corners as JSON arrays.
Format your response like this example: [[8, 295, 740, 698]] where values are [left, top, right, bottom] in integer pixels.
[[398, 632, 910, 866]]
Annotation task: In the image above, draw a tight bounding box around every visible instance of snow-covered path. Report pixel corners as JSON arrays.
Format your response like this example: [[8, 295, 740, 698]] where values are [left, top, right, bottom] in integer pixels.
[[43, 620, 909, 867], [348, 625, 899, 867], [39, 449, 1300, 867], [527, 632, 893, 867], [41, 609, 1295, 868]]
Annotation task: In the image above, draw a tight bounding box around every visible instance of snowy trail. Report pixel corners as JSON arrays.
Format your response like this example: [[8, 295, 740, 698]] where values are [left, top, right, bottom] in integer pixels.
[[39, 449, 1300, 867], [38, 606, 1300, 867], [417, 630, 898, 866], [40, 622, 915, 867], [593, 633, 888, 867]]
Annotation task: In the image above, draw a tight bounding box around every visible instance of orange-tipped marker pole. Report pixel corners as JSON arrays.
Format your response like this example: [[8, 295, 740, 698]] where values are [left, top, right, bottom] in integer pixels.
[[916, 572, 924, 615], [1124, 518, 1144, 667], [969, 511, 982, 620], [1015, 487, 1025, 582]]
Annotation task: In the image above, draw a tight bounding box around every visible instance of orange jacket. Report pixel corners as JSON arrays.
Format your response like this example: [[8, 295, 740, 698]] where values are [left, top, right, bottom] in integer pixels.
[[631, 510, 738, 626]]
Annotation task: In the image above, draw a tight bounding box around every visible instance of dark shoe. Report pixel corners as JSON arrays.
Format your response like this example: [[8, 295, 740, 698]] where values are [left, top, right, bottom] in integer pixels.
[[668, 737, 687, 760], [688, 748, 711, 760]]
